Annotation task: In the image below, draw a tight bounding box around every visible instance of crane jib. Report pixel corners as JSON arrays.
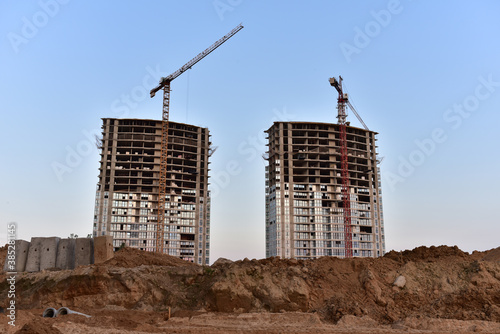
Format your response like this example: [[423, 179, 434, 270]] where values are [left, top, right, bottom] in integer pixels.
[[150, 23, 243, 98], [150, 23, 243, 254]]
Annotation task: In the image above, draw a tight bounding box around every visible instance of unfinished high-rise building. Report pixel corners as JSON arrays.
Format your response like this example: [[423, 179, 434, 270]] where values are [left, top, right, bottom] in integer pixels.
[[93, 118, 211, 264], [265, 121, 385, 259]]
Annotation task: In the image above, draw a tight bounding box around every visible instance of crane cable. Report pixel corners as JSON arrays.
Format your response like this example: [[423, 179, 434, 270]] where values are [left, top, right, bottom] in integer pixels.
[[186, 71, 190, 122]]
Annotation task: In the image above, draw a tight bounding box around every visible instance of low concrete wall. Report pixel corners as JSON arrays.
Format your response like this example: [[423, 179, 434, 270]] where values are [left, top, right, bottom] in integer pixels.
[[16, 240, 31, 272], [3, 240, 30, 272], [56, 238, 75, 270], [25, 237, 43, 272], [3, 236, 113, 273], [75, 238, 94, 267], [94, 235, 113, 264], [39, 237, 60, 271]]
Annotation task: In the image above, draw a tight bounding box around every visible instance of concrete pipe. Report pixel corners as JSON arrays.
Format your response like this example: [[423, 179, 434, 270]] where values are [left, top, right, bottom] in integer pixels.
[[42, 307, 57, 318], [55, 307, 91, 318]]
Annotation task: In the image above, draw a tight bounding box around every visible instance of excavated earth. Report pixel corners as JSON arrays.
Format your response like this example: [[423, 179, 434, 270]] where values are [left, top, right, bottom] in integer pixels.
[[0, 245, 500, 333]]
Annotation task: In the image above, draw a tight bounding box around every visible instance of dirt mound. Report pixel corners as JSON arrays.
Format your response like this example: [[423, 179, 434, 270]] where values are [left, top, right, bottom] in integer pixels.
[[0, 245, 7, 270], [2, 245, 500, 332], [16, 320, 62, 334], [53, 310, 166, 333], [384, 245, 468, 262], [482, 247, 500, 262], [102, 246, 198, 268], [198, 246, 500, 324]]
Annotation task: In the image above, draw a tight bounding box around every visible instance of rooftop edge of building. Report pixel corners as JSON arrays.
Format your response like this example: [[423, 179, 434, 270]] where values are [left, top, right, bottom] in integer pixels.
[[101, 117, 209, 131], [265, 121, 378, 135]]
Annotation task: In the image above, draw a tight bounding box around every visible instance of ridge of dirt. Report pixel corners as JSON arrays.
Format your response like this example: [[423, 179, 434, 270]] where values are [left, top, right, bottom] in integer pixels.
[[383, 245, 468, 262], [1, 245, 500, 333], [15, 320, 63, 334], [482, 247, 500, 263], [100, 247, 197, 268]]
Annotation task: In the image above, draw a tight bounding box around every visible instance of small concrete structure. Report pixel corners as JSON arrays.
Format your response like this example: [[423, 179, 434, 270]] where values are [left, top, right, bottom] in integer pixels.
[[93, 235, 113, 264], [25, 237, 43, 272], [56, 238, 75, 270], [4, 236, 113, 273], [75, 238, 94, 267], [39, 237, 60, 270], [2, 240, 30, 272], [42, 307, 57, 318], [16, 240, 31, 272]]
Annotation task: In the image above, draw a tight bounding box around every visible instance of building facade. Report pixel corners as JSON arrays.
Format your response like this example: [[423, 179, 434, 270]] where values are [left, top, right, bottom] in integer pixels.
[[265, 121, 385, 260], [93, 118, 211, 264]]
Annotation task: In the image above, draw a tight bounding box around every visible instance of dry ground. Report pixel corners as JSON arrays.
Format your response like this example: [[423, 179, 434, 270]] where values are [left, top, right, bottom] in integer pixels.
[[0, 245, 499, 333]]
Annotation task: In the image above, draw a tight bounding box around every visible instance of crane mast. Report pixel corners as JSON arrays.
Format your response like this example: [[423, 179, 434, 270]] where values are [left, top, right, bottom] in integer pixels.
[[330, 76, 353, 258], [151, 24, 243, 254]]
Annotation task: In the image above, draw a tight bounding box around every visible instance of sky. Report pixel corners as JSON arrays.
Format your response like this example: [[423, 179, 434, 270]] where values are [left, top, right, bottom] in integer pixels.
[[1, 1, 499, 262]]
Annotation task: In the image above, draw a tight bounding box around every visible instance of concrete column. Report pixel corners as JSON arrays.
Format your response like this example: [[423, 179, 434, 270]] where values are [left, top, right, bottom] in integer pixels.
[[93, 235, 113, 264], [75, 238, 94, 267], [56, 238, 75, 270], [25, 237, 43, 272], [3, 240, 30, 272], [39, 237, 60, 271], [15, 240, 30, 272]]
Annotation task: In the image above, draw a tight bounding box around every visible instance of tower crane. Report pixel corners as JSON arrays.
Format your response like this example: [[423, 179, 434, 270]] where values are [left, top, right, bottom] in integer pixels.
[[329, 76, 368, 258], [150, 23, 244, 253]]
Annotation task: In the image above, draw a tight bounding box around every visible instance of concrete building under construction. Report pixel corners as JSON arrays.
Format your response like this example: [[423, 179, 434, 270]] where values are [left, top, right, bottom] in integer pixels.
[[93, 118, 211, 264], [265, 121, 385, 260]]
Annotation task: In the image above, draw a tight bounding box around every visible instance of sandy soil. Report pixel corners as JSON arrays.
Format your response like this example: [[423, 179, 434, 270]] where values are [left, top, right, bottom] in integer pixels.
[[4, 310, 500, 334], [0, 245, 499, 333]]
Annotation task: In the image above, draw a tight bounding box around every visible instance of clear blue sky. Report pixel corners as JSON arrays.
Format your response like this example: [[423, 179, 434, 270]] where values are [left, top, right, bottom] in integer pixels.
[[1, 1, 499, 262]]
